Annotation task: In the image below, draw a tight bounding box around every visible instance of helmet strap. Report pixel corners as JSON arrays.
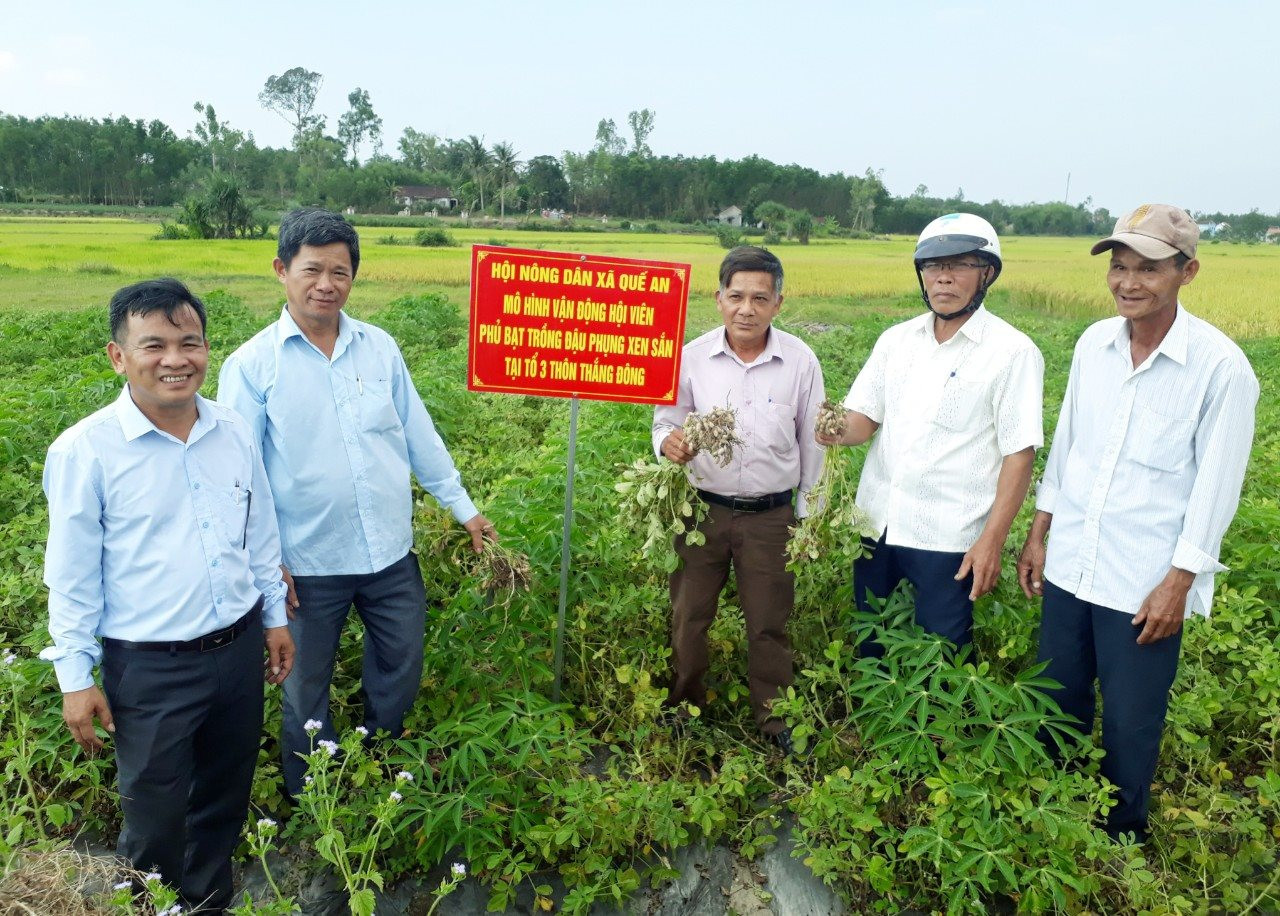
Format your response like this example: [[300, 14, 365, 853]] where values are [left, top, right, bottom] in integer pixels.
[[916, 268, 992, 321]]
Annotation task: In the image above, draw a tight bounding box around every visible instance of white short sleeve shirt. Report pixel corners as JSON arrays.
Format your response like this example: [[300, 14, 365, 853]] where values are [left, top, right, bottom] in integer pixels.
[[844, 307, 1044, 552]]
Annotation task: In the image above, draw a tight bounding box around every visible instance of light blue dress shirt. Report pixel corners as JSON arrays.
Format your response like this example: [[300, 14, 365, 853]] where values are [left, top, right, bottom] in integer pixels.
[[41, 388, 289, 693], [217, 308, 478, 576]]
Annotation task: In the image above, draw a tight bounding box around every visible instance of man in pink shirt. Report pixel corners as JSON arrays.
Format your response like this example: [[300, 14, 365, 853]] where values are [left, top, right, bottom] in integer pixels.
[[653, 246, 824, 753]]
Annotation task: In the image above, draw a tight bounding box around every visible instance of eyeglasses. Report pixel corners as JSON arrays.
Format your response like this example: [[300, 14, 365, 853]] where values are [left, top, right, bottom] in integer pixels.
[[919, 260, 987, 278]]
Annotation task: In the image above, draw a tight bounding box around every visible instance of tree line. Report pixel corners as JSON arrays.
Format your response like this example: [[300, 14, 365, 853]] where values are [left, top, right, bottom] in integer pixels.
[[1, 66, 1276, 241]]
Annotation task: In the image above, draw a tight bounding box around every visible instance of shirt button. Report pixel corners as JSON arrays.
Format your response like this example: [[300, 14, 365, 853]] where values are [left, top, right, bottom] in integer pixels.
[[194, 482, 201, 489], [212, 559, 219, 567], [216, 596, 223, 604], [202, 521, 209, 529]]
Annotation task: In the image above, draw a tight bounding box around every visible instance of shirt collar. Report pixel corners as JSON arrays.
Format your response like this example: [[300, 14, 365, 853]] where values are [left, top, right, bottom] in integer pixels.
[[276, 305, 358, 351], [114, 385, 218, 444], [1104, 302, 1189, 366], [913, 305, 988, 344], [710, 324, 784, 366]]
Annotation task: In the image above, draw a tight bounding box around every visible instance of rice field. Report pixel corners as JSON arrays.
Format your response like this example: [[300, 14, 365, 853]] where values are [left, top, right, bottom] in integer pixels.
[[1, 217, 1276, 337]]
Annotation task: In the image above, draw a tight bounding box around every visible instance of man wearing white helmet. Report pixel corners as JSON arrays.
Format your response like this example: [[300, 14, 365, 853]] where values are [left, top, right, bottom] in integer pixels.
[[1017, 204, 1257, 842], [819, 213, 1043, 654]]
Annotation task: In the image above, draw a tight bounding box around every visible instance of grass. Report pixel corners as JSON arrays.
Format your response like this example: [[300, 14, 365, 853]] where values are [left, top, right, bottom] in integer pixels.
[[1, 218, 1276, 337]]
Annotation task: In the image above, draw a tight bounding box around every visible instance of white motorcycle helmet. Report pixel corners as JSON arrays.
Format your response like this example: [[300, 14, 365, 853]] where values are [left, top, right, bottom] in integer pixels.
[[914, 213, 1002, 319]]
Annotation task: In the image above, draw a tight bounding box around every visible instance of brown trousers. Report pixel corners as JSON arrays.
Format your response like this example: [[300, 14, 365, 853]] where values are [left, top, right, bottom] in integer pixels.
[[668, 502, 795, 735]]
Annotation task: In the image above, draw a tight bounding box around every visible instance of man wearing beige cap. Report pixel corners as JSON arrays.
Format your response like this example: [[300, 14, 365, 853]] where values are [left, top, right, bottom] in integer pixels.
[[1017, 204, 1258, 843]]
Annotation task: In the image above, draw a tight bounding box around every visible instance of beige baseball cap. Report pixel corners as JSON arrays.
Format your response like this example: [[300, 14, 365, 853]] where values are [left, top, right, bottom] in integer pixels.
[[1091, 203, 1199, 260]]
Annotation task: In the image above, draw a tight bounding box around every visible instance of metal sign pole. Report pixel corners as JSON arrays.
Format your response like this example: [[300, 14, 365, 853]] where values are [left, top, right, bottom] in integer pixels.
[[551, 396, 579, 702]]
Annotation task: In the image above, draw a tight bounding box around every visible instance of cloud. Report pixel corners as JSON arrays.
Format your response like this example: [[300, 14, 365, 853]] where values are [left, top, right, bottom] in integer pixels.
[[47, 33, 92, 55], [0, 50, 16, 74], [44, 67, 85, 87]]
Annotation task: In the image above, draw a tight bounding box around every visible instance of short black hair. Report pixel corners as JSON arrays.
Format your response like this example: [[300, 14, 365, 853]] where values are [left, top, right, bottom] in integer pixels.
[[1173, 252, 1191, 269], [277, 207, 361, 277], [719, 245, 784, 295], [109, 278, 207, 343]]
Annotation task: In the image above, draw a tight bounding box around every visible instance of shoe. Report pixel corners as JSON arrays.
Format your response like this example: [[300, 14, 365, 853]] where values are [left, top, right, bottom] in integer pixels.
[[770, 727, 797, 757]]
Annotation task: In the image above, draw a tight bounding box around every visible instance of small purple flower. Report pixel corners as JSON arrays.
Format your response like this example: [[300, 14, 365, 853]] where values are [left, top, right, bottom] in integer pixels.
[[354, 725, 369, 737], [451, 862, 467, 878], [112, 880, 132, 890], [256, 817, 277, 829], [389, 790, 403, 803], [396, 770, 414, 783], [143, 872, 162, 883], [317, 739, 339, 757], [304, 719, 323, 734]]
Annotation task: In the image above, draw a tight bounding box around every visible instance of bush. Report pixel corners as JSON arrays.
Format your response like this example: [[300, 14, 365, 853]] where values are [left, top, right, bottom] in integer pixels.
[[712, 222, 744, 249], [152, 222, 192, 240], [415, 228, 458, 247], [763, 228, 782, 246], [177, 175, 269, 240]]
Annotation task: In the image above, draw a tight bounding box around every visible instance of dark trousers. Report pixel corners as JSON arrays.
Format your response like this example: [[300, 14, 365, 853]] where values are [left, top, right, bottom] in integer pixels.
[[853, 533, 974, 656], [282, 551, 427, 795], [1036, 580, 1183, 841], [102, 614, 264, 913], [668, 502, 795, 735]]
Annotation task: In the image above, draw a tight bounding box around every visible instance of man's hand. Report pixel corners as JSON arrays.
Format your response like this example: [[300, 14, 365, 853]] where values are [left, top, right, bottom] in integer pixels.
[[1017, 510, 1053, 599], [264, 626, 295, 685], [955, 534, 1003, 601], [815, 416, 846, 447], [463, 514, 498, 552], [62, 685, 114, 754], [1133, 568, 1194, 645], [281, 564, 300, 621], [661, 429, 696, 465], [816, 410, 878, 448]]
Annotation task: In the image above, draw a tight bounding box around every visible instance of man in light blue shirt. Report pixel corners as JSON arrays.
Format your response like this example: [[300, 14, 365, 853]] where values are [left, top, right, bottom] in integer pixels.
[[42, 278, 294, 912], [218, 207, 495, 796]]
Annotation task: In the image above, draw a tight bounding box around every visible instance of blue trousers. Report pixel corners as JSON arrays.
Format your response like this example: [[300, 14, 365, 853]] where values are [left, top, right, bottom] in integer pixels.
[[1036, 580, 1183, 841], [104, 613, 263, 913], [853, 534, 974, 656], [281, 551, 427, 795]]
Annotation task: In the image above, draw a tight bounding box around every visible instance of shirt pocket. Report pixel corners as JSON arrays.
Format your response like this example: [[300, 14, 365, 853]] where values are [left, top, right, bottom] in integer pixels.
[[764, 402, 797, 454], [1128, 405, 1195, 473], [212, 484, 251, 548], [933, 380, 982, 430], [356, 376, 401, 433]]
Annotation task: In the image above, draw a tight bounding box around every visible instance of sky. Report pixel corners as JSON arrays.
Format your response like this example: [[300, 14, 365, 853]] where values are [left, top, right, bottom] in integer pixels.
[[2, 0, 1276, 216]]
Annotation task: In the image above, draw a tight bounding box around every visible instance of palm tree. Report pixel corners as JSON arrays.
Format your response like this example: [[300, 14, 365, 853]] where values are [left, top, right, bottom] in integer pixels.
[[460, 135, 491, 212], [491, 141, 521, 219]]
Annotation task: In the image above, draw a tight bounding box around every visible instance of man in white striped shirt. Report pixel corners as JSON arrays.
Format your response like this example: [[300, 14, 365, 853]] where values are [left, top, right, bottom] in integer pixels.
[[1018, 204, 1259, 843]]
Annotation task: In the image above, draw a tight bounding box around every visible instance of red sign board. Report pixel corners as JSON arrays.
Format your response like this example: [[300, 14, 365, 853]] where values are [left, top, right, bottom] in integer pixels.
[[468, 246, 690, 404]]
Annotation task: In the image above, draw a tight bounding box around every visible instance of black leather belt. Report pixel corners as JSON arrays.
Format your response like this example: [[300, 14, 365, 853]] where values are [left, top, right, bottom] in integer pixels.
[[103, 596, 264, 653], [696, 489, 793, 513]]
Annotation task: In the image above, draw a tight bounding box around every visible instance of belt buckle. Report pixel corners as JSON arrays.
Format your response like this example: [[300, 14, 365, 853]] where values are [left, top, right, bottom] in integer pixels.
[[199, 627, 235, 652]]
